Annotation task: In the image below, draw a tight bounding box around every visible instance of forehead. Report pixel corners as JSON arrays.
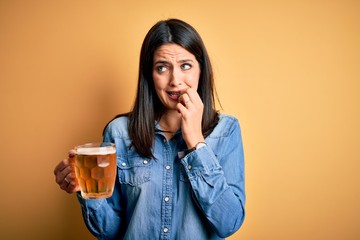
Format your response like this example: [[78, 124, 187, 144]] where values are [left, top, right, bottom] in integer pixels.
[[153, 43, 196, 60]]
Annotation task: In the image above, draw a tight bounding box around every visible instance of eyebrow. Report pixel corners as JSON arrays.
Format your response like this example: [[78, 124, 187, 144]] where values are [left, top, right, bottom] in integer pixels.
[[153, 59, 194, 65]]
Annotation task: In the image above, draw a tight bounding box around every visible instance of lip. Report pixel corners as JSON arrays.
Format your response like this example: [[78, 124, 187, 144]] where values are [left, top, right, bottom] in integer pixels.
[[166, 91, 181, 101]]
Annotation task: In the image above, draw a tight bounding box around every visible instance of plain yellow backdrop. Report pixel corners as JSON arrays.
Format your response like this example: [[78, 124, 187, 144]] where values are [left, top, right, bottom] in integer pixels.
[[0, 0, 359, 239]]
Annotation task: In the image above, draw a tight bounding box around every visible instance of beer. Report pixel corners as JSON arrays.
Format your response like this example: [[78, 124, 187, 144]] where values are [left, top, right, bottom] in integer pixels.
[[74, 143, 116, 199]]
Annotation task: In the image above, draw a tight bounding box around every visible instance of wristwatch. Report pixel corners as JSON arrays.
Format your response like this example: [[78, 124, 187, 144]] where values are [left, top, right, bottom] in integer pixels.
[[195, 142, 207, 150], [181, 142, 207, 157], [189, 141, 206, 152]]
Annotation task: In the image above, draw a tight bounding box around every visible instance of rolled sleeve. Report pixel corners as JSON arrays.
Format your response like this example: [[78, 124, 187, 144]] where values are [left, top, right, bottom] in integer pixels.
[[179, 116, 245, 238], [182, 145, 221, 177]]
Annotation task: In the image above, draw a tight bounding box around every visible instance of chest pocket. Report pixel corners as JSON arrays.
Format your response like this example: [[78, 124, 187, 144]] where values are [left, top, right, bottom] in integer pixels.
[[117, 155, 152, 186]]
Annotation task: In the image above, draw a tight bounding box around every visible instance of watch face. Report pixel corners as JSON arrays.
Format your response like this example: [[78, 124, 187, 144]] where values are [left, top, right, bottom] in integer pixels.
[[196, 142, 206, 150]]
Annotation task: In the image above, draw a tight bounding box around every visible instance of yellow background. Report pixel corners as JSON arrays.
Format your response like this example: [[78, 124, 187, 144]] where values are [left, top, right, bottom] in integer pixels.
[[1, 0, 359, 239]]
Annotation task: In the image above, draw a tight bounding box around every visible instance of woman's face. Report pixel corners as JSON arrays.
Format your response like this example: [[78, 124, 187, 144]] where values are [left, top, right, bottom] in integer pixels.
[[152, 43, 201, 111]]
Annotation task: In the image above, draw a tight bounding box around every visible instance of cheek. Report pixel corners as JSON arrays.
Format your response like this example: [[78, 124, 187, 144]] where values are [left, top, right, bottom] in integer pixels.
[[152, 74, 161, 89], [153, 79, 166, 99], [187, 72, 200, 89], [153, 83, 162, 97], [154, 81, 165, 93]]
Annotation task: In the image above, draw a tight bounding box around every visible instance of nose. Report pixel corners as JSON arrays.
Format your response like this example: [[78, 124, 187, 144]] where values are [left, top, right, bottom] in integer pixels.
[[169, 68, 183, 86]]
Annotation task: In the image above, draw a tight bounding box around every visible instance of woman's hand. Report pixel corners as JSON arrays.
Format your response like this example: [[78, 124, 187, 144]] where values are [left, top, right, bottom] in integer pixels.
[[177, 88, 205, 149], [54, 151, 80, 193]]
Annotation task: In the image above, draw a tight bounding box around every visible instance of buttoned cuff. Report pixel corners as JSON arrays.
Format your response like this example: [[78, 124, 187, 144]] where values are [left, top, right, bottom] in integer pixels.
[[180, 145, 221, 178], [77, 192, 106, 210]]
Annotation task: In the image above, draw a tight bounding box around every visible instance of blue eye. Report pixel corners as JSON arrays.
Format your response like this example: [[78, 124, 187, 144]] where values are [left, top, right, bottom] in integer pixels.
[[157, 66, 167, 73], [181, 63, 191, 70]]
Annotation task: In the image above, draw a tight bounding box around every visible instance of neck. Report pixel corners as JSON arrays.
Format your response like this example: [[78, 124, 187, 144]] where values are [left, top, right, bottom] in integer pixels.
[[158, 110, 181, 139]]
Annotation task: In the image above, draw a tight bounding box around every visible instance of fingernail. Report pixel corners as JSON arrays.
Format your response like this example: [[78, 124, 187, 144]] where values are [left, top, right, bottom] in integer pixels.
[[68, 150, 76, 158]]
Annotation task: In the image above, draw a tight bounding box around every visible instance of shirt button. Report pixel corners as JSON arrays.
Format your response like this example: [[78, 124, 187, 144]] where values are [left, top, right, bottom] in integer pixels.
[[143, 160, 148, 164], [121, 162, 126, 167], [165, 165, 171, 170], [163, 227, 169, 233], [187, 165, 192, 170], [164, 197, 170, 202]]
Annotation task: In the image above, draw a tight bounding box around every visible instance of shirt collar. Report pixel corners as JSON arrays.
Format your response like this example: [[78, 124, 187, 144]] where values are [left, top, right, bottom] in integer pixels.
[[154, 121, 182, 138]]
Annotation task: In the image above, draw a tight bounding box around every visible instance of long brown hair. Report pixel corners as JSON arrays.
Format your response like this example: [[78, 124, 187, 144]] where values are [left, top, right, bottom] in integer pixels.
[[107, 19, 219, 158]]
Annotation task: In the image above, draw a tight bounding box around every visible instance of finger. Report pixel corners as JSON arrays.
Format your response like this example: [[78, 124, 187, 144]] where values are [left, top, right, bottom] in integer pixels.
[[55, 164, 73, 185], [66, 171, 77, 183], [176, 102, 190, 118], [59, 177, 70, 190], [60, 172, 79, 193], [54, 148, 76, 174], [65, 180, 80, 193], [184, 88, 204, 112], [54, 158, 68, 174], [54, 158, 70, 176], [184, 88, 202, 104], [68, 149, 76, 158], [178, 93, 191, 106], [66, 171, 80, 193], [59, 171, 75, 189]]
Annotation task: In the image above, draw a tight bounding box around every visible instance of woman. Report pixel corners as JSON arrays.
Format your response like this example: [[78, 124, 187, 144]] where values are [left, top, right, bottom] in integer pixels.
[[54, 18, 245, 239]]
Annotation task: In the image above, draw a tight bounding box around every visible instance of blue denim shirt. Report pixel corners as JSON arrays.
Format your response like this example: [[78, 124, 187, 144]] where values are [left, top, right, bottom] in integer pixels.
[[77, 114, 245, 240]]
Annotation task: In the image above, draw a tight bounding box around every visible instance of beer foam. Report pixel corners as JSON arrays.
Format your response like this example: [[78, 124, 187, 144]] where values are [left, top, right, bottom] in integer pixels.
[[76, 146, 116, 155]]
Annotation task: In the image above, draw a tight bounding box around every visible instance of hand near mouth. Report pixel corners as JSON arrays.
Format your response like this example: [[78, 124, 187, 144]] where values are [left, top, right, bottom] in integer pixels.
[[177, 88, 205, 150]]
